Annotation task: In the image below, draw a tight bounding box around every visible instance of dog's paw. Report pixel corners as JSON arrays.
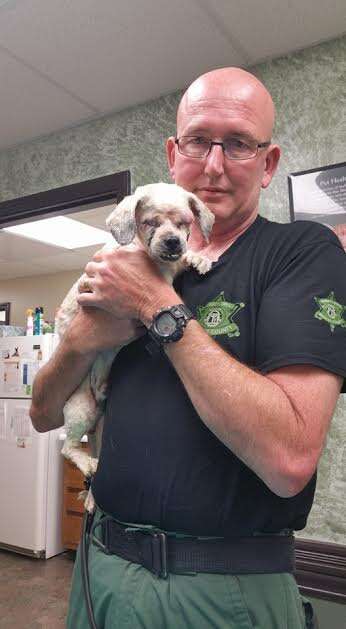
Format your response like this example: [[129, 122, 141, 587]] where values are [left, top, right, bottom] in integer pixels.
[[77, 456, 98, 478], [183, 251, 212, 275], [78, 489, 88, 503], [88, 457, 99, 476], [84, 490, 96, 514]]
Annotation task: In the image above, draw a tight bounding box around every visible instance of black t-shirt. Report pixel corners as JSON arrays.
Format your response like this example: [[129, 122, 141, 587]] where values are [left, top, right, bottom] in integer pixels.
[[92, 216, 346, 536]]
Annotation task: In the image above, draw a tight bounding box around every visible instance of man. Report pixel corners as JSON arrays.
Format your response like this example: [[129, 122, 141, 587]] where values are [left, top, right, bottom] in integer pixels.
[[31, 67, 346, 628]]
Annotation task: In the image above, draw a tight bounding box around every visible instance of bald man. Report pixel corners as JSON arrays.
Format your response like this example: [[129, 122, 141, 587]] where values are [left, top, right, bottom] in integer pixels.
[[32, 68, 345, 629]]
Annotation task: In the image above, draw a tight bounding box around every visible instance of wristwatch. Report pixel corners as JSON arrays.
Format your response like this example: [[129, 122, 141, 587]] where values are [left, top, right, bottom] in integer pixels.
[[148, 304, 194, 346]]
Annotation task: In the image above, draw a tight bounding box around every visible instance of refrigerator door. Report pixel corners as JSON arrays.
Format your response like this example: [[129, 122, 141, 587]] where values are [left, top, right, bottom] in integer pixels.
[[0, 398, 63, 557]]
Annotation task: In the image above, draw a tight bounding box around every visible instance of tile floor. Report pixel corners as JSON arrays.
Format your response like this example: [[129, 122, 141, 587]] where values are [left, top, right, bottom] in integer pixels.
[[0, 548, 74, 629]]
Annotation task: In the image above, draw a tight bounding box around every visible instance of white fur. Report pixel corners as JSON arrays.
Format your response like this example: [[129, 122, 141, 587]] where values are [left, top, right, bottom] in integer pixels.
[[56, 182, 214, 512]]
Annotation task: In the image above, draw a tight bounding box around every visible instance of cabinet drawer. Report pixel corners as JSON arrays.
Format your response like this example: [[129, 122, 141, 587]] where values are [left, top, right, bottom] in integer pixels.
[[64, 487, 85, 515], [64, 458, 86, 489]]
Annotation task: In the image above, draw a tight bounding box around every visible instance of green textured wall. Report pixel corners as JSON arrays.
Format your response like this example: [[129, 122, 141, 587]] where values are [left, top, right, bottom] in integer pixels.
[[0, 36, 345, 544]]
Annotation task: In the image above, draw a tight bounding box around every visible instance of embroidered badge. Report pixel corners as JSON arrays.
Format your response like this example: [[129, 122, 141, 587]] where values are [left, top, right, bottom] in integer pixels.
[[314, 291, 346, 332], [197, 292, 245, 338]]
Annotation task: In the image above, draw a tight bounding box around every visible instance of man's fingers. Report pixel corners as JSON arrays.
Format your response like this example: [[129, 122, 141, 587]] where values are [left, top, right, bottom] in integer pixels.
[[78, 277, 93, 293], [84, 260, 99, 276], [92, 249, 105, 261], [77, 292, 100, 307]]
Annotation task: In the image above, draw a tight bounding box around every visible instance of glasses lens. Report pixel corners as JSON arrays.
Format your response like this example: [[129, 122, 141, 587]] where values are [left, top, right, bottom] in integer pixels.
[[178, 137, 210, 157], [224, 138, 256, 160]]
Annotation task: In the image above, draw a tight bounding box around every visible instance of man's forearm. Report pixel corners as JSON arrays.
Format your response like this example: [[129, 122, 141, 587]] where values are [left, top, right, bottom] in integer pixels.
[[30, 337, 98, 432], [162, 320, 323, 497]]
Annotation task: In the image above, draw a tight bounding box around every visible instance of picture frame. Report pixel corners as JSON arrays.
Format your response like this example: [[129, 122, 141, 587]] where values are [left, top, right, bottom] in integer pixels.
[[288, 161, 346, 229], [0, 302, 11, 325]]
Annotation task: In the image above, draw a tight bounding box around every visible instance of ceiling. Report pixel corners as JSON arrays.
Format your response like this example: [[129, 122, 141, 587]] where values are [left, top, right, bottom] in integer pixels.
[[0, 203, 116, 280], [0, 0, 345, 280], [0, 0, 345, 152]]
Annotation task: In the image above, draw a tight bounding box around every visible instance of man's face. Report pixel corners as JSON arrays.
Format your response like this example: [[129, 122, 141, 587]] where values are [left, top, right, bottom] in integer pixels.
[[167, 93, 279, 233]]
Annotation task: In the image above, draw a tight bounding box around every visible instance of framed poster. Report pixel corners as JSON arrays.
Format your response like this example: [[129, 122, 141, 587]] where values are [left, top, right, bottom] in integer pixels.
[[288, 161, 346, 230]]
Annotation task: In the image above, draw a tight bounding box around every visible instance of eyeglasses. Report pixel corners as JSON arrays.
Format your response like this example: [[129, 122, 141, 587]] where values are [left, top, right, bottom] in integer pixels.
[[175, 136, 271, 161]]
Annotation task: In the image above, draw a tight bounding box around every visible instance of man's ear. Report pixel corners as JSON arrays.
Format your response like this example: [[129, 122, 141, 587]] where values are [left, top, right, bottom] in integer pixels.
[[166, 136, 176, 181], [261, 144, 281, 189]]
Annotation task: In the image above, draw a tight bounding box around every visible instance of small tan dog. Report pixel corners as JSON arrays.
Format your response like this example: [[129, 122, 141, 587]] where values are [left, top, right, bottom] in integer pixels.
[[56, 182, 214, 511]]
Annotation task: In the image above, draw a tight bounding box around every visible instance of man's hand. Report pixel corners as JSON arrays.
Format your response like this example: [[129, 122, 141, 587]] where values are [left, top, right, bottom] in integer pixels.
[[76, 246, 179, 324], [333, 223, 346, 251]]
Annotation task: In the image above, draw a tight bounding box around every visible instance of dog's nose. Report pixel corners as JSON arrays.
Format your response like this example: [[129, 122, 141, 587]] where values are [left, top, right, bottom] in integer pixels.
[[164, 236, 181, 252]]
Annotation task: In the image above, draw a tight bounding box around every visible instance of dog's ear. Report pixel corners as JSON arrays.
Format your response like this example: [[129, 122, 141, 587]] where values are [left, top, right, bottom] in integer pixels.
[[106, 193, 142, 245], [188, 194, 215, 243]]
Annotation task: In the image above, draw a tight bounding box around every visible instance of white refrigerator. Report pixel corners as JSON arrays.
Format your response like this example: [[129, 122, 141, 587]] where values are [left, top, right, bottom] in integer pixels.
[[0, 333, 64, 558]]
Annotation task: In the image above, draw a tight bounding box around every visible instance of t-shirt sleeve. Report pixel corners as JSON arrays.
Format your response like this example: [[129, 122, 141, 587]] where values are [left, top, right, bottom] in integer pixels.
[[255, 232, 346, 391]]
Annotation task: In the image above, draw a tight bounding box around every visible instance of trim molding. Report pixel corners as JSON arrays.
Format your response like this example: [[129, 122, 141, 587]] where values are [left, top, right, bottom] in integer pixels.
[[295, 538, 346, 604], [0, 170, 131, 227]]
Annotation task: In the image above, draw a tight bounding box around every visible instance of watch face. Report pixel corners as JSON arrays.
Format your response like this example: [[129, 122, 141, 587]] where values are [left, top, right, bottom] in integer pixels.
[[155, 312, 177, 337]]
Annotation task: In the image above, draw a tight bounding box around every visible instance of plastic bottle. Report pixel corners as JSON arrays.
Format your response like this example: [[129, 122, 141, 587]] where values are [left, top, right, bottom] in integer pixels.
[[39, 307, 44, 333], [26, 309, 34, 336], [34, 307, 41, 335]]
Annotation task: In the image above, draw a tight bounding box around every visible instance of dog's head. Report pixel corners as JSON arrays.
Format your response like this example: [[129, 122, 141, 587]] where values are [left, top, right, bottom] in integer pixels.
[[106, 182, 214, 263]]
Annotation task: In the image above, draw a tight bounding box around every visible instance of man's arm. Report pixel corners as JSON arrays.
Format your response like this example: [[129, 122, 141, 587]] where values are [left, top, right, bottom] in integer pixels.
[[30, 307, 144, 432], [30, 337, 97, 432], [161, 320, 342, 497], [77, 246, 343, 498]]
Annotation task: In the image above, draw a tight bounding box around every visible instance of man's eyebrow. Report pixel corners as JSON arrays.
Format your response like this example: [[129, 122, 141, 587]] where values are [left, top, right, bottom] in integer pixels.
[[181, 127, 210, 136], [180, 128, 257, 143]]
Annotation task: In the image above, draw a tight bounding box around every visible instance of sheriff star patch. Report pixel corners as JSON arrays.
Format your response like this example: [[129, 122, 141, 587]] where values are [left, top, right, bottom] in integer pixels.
[[314, 291, 346, 332], [197, 292, 245, 338]]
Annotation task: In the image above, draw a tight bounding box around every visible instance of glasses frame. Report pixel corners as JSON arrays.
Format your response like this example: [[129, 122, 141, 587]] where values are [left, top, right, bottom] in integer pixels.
[[175, 136, 271, 161]]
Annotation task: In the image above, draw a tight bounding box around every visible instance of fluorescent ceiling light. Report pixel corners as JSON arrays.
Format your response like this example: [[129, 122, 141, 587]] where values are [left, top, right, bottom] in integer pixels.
[[3, 216, 113, 249]]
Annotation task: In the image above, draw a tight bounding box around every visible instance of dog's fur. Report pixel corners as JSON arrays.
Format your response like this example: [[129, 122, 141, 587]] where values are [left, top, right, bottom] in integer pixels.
[[56, 182, 214, 511]]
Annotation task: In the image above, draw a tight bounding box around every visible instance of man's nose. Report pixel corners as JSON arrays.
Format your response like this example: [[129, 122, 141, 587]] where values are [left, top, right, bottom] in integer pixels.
[[203, 144, 225, 178]]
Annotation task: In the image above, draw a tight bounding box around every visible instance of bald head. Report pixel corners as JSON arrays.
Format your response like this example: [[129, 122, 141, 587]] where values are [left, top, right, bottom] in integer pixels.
[[177, 67, 275, 139]]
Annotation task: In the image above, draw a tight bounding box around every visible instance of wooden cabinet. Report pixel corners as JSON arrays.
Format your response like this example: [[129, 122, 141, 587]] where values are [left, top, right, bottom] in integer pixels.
[[62, 451, 87, 550]]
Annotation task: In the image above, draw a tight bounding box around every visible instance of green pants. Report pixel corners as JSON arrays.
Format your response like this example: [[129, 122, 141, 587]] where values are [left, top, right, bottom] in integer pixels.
[[66, 515, 312, 629]]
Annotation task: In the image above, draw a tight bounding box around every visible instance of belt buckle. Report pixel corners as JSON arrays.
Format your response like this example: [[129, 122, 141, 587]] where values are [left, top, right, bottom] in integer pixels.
[[149, 531, 168, 579]]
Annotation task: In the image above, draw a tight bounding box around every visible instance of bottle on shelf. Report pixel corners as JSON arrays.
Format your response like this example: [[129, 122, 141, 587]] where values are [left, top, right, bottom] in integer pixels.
[[39, 307, 44, 333], [26, 309, 34, 336], [34, 307, 41, 335]]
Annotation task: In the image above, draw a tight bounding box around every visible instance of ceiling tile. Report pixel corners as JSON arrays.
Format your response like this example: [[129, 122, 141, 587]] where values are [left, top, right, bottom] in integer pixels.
[[0, 0, 246, 114], [197, 0, 346, 62], [0, 47, 95, 148]]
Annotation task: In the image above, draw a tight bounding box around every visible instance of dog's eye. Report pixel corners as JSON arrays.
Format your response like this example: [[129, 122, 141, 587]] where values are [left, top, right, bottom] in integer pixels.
[[143, 218, 159, 228], [176, 222, 187, 229]]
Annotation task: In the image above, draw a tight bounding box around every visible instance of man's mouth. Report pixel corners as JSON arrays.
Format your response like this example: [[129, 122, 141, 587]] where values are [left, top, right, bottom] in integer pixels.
[[199, 187, 228, 193]]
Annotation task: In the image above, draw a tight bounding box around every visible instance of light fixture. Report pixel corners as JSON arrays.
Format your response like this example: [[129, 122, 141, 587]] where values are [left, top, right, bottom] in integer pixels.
[[3, 216, 113, 249]]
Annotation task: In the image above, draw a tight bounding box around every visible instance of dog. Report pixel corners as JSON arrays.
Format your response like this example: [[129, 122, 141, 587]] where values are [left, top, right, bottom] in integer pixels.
[[55, 182, 214, 511]]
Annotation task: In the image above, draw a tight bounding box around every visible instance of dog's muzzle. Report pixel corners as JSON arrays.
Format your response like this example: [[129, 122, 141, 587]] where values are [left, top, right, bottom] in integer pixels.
[[159, 236, 183, 261]]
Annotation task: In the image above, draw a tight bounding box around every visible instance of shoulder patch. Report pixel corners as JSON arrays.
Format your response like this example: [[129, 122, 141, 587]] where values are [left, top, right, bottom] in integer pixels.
[[197, 292, 245, 338], [314, 291, 346, 332]]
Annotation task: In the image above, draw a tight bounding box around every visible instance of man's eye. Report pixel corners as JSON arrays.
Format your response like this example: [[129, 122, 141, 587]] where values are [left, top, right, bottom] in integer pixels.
[[226, 138, 249, 150], [191, 137, 209, 145]]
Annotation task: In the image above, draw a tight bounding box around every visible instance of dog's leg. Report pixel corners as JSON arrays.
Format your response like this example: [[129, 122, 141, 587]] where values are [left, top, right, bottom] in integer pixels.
[[61, 375, 101, 478], [77, 351, 117, 513], [182, 250, 212, 275]]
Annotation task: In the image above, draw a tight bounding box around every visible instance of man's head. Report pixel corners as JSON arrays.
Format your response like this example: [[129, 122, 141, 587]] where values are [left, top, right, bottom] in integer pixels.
[[166, 67, 280, 235]]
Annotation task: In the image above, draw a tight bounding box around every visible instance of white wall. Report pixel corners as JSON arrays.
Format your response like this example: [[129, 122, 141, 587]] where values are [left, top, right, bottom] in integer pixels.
[[0, 269, 81, 327]]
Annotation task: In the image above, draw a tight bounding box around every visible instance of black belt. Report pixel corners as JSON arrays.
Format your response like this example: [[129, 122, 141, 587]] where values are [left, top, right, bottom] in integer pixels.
[[92, 515, 295, 579]]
